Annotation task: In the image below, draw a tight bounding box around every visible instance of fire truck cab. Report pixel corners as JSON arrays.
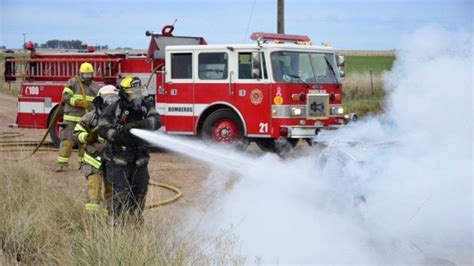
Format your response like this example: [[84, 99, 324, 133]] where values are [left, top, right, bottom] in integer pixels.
[[158, 33, 349, 152]]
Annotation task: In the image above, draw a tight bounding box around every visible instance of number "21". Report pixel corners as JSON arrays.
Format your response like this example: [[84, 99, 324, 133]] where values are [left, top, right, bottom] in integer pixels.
[[259, 122, 268, 133]]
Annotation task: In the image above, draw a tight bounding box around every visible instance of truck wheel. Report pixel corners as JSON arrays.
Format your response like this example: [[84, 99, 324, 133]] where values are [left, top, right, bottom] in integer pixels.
[[287, 138, 299, 147], [255, 138, 277, 153], [256, 138, 299, 154], [202, 109, 248, 150], [48, 105, 63, 148]]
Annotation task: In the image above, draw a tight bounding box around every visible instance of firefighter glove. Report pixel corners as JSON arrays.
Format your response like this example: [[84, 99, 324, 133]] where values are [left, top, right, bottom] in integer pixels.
[[111, 126, 128, 142], [144, 117, 161, 130], [86, 128, 98, 144], [123, 120, 145, 131], [75, 99, 90, 109]]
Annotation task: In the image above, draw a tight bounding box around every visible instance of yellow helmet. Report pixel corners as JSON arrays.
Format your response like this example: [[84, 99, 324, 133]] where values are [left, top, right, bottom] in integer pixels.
[[79, 62, 94, 73], [119, 76, 147, 102], [119, 75, 142, 89]]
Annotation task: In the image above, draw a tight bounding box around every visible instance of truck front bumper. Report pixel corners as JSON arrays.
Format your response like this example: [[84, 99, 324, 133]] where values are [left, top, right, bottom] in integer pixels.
[[282, 125, 323, 138], [281, 113, 358, 137]]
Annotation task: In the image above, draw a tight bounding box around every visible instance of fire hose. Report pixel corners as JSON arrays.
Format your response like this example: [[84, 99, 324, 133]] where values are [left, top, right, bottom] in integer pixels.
[[147, 181, 182, 208], [0, 101, 64, 156], [145, 63, 164, 90]]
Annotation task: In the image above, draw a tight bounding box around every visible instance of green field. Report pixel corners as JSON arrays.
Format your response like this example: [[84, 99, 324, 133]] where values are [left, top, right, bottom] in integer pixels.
[[345, 55, 395, 74]]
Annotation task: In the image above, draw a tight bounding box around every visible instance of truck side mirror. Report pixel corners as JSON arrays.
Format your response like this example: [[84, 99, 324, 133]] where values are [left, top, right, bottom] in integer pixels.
[[337, 55, 345, 67], [251, 52, 262, 79], [339, 70, 345, 78]]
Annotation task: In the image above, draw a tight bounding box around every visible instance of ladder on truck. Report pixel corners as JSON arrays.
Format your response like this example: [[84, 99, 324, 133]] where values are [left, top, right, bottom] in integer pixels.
[[4, 57, 122, 83]]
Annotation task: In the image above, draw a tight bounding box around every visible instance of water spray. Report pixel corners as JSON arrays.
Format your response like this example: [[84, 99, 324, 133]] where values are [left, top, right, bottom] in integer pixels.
[[130, 129, 256, 175]]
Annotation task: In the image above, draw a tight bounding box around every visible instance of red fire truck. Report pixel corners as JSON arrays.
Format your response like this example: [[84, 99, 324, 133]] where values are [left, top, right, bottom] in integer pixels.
[[4, 26, 355, 153]]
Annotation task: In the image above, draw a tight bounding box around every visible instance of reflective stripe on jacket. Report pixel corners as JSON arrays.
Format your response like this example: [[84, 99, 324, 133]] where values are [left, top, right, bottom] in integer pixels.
[[73, 110, 107, 169], [83, 152, 102, 169], [62, 76, 99, 121]]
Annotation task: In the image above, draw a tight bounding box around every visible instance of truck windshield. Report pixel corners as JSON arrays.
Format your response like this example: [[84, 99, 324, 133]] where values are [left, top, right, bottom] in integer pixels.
[[271, 51, 341, 84]]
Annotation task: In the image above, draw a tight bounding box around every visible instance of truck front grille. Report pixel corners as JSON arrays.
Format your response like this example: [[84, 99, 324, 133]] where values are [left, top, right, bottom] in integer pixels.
[[306, 94, 329, 119]]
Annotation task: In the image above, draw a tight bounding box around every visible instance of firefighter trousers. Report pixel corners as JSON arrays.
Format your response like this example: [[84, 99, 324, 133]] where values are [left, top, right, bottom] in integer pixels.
[[57, 121, 77, 165], [105, 162, 149, 220]]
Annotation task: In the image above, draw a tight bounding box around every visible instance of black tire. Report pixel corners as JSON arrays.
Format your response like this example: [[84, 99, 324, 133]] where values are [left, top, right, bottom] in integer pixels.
[[352, 114, 359, 122], [202, 108, 248, 150], [256, 138, 299, 155], [255, 138, 277, 153], [48, 105, 64, 148], [287, 138, 299, 147]]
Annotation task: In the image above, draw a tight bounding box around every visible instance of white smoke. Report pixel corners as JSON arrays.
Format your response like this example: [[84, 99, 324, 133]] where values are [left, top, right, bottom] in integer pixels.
[[133, 25, 473, 264]]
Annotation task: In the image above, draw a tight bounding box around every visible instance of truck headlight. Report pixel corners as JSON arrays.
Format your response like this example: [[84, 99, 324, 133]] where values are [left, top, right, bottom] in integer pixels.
[[291, 107, 302, 116], [330, 106, 344, 115]]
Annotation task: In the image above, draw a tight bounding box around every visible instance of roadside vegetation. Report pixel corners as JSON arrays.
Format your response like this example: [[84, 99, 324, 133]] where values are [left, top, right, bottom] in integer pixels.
[[0, 52, 24, 96], [0, 157, 240, 264], [342, 55, 395, 116]]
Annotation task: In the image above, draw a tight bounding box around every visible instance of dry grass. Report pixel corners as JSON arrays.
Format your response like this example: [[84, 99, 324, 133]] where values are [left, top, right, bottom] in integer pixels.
[[344, 71, 383, 92], [343, 72, 386, 116], [0, 157, 242, 264], [0, 52, 22, 96]]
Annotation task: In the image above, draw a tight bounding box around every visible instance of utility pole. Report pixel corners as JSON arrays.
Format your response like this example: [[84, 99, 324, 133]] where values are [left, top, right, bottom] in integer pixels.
[[277, 0, 284, 33]]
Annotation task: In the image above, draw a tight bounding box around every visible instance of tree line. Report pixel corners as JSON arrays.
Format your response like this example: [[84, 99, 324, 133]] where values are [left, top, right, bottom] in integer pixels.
[[27, 40, 109, 50]]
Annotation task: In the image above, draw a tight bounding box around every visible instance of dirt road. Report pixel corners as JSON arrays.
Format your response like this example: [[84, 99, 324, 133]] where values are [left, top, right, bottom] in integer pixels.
[[0, 93, 212, 220]]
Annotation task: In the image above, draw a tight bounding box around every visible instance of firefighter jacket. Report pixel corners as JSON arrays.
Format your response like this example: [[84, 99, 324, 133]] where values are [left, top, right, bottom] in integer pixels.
[[62, 77, 99, 123], [98, 98, 161, 166], [73, 110, 106, 171]]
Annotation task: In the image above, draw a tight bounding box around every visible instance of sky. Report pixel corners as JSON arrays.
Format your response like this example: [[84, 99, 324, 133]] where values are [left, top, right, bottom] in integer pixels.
[[1, 0, 472, 50]]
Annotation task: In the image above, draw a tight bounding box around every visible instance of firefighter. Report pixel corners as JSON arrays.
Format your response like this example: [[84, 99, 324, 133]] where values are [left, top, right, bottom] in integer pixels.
[[73, 85, 119, 214], [98, 76, 161, 220], [56, 62, 99, 172]]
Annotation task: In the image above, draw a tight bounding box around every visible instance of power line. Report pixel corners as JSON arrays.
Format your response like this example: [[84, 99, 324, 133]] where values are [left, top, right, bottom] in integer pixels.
[[243, 0, 257, 43]]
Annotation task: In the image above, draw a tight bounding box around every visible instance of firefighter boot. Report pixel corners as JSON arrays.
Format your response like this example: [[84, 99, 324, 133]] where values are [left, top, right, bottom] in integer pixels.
[[56, 139, 74, 172], [85, 174, 108, 215]]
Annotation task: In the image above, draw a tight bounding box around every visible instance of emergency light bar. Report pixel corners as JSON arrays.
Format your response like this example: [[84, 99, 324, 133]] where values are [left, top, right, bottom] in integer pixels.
[[250, 32, 311, 43]]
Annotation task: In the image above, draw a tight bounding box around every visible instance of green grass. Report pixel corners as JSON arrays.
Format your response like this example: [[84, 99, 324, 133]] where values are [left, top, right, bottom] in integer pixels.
[[345, 55, 395, 74]]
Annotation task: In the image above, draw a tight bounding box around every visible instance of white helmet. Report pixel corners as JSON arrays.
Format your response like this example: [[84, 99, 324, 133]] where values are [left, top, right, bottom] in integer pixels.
[[97, 85, 119, 107], [98, 85, 118, 97]]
